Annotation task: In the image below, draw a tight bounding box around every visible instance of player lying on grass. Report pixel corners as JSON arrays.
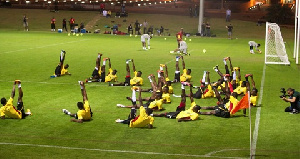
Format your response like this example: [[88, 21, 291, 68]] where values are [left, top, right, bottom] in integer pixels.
[[86, 56, 118, 83], [0, 80, 31, 119], [86, 53, 103, 82], [103, 58, 118, 82], [160, 64, 173, 94], [186, 71, 215, 99], [153, 82, 201, 122], [110, 59, 143, 86], [63, 81, 93, 123], [199, 81, 241, 117], [115, 87, 154, 129], [141, 33, 152, 50], [117, 86, 165, 111], [172, 56, 192, 83], [170, 39, 189, 56], [245, 74, 258, 107], [248, 41, 261, 54], [51, 50, 71, 78]]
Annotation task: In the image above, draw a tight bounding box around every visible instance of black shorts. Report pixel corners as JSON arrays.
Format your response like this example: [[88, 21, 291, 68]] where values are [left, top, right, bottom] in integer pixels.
[[74, 113, 78, 119], [250, 46, 253, 50], [214, 105, 230, 118], [193, 89, 202, 99], [17, 102, 26, 119], [124, 76, 130, 85], [174, 72, 180, 82], [165, 111, 180, 119], [100, 72, 105, 82], [92, 69, 100, 78], [55, 65, 61, 76]]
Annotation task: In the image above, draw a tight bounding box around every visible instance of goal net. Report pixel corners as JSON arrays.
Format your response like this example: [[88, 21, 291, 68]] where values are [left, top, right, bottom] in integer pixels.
[[265, 22, 290, 65]]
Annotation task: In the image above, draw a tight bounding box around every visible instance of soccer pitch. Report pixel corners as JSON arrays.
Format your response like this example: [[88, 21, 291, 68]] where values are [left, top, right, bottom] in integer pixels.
[[0, 9, 299, 158]]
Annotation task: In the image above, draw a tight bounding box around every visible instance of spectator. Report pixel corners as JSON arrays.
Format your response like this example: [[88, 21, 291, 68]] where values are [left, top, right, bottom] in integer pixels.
[[134, 20, 141, 35], [201, 22, 206, 36], [226, 8, 231, 22], [205, 22, 211, 37], [143, 20, 148, 34], [69, 17, 75, 31], [159, 26, 164, 36], [226, 24, 233, 39], [128, 24, 133, 34], [62, 18, 67, 32], [23, 14, 28, 31], [51, 17, 56, 32]]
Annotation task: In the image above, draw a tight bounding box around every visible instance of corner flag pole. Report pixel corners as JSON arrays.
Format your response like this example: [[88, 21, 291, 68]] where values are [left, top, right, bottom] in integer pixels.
[[249, 91, 252, 158]]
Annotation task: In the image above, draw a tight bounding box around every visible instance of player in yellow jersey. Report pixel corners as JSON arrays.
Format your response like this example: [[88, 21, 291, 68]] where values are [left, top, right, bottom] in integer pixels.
[[163, 64, 174, 94], [179, 56, 192, 82], [1, 80, 31, 119], [245, 74, 258, 107], [200, 80, 236, 118], [62, 81, 92, 123], [154, 82, 200, 121], [116, 87, 154, 128], [111, 59, 143, 86], [104, 58, 118, 83], [51, 50, 71, 78], [86, 53, 103, 82]]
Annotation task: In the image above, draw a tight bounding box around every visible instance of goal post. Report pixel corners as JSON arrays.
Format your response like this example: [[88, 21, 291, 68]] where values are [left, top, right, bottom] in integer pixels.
[[265, 22, 290, 65]]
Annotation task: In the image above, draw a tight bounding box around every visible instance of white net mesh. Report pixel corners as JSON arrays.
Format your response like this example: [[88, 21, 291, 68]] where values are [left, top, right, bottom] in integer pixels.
[[265, 22, 290, 65]]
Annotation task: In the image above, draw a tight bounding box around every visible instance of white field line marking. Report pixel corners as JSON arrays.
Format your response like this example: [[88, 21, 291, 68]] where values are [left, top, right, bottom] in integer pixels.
[[251, 64, 266, 158], [0, 80, 108, 87], [0, 142, 245, 159], [0, 39, 88, 54], [204, 149, 247, 158]]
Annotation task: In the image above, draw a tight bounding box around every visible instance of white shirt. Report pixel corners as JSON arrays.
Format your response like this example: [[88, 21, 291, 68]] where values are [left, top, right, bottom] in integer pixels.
[[141, 34, 151, 45]]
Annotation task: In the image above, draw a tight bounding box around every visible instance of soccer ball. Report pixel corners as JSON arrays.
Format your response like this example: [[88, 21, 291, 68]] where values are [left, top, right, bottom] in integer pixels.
[[68, 33, 70, 36], [203, 49, 206, 53], [135, 35, 137, 37], [189, 39, 192, 41], [164, 38, 166, 40], [130, 34, 132, 37]]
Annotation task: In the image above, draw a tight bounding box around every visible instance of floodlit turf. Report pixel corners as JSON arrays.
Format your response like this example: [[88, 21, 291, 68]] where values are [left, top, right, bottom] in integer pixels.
[[0, 9, 299, 159]]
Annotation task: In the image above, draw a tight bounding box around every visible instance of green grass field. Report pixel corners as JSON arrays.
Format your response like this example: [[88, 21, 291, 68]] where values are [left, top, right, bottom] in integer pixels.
[[0, 9, 299, 158]]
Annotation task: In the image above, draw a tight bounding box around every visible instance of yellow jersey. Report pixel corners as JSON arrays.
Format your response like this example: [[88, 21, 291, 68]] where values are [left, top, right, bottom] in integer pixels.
[[61, 65, 68, 75], [250, 95, 258, 106], [176, 103, 199, 121], [162, 93, 171, 103], [202, 84, 215, 98], [148, 99, 163, 110], [180, 69, 192, 82], [130, 71, 143, 85], [130, 106, 154, 128], [105, 68, 118, 82], [0, 97, 22, 119], [76, 101, 91, 121]]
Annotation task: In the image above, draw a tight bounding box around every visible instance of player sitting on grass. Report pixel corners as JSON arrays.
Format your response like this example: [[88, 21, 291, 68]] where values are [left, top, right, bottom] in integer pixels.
[[153, 82, 201, 122], [63, 81, 93, 123], [0, 80, 31, 119], [248, 41, 261, 54], [141, 33, 152, 50], [51, 50, 71, 78], [170, 39, 189, 56], [116, 87, 154, 129], [86, 53, 103, 82], [110, 59, 143, 86]]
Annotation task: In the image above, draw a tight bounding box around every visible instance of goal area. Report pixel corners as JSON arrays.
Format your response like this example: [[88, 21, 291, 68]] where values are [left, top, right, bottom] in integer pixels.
[[265, 22, 290, 65]]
